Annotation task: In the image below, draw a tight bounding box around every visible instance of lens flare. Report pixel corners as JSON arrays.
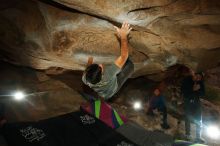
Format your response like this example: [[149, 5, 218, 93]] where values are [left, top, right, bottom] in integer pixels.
[[206, 125, 220, 139], [13, 91, 25, 101], [133, 101, 142, 110]]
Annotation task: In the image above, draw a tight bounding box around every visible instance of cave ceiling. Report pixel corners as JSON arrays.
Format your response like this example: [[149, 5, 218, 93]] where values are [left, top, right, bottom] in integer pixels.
[[0, 0, 220, 77]]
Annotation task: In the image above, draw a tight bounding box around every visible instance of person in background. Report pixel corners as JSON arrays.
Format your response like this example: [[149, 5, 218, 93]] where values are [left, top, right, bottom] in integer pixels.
[[181, 69, 205, 143], [193, 72, 205, 143], [147, 88, 170, 129]]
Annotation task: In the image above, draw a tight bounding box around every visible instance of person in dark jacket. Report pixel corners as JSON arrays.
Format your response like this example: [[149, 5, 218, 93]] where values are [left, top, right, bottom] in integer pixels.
[[181, 69, 205, 143], [147, 88, 170, 129]]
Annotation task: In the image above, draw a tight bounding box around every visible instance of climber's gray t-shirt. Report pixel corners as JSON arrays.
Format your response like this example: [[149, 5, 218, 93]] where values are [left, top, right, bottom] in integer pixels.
[[82, 64, 121, 99]]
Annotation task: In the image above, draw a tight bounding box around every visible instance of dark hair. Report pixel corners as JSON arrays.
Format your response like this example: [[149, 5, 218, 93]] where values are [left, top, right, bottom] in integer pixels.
[[85, 64, 102, 84], [196, 72, 204, 77]]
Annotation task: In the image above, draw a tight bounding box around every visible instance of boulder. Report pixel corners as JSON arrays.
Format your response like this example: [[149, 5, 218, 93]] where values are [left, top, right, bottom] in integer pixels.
[[0, 0, 220, 77]]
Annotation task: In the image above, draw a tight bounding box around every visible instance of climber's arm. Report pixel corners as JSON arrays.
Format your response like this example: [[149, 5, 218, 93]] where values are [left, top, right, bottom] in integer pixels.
[[87, 56, 93, 67], [114, 21, 132, 69]]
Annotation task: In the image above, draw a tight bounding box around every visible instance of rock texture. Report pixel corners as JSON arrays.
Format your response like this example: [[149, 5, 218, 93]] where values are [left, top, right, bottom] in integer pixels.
[[0, 62, 85, 122], [0, 0, 220, 77]]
